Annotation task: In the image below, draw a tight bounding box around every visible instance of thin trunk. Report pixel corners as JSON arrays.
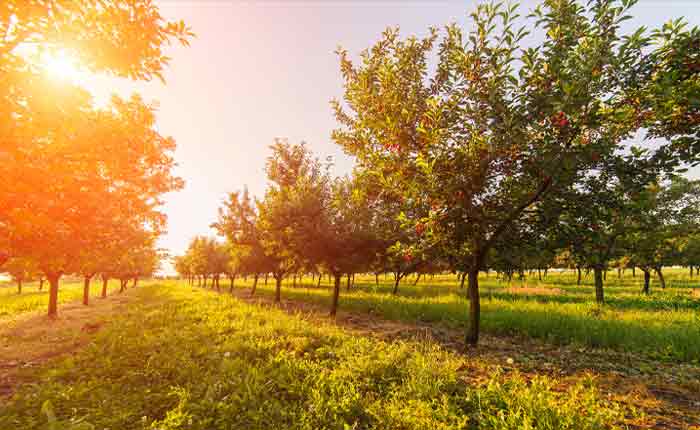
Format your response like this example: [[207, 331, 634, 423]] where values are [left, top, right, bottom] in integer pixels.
[[101, 278, 108, 298], [537, 268, 542, 281], [82, 276, 91, 306], [47, 274, 60, 317], [594, 267, 604, 304], [392, 273, 401, 295], [265, 273, 268, 285], [346, 274, 351, 291], [643, 270, 651, 295], [459, 272, 466, 289], [17, 279, 22, 294], [132, 278, 138, 287], [577, 267, 582, 285], [375, 273, 379, 286], [604, 270, 607, 281], [466, 268, 480, 346], [632, 266, 636, 277], [39, 278, 44, 291], [317, 274, 322, 288], [413, 273, 421, 285], [655, 267, 666, 289], [251, 274, 259, 296], [274, 275, 282, 303], [229, 274, 237, 293], [293, 274, 297, 288], [330, 273, 342, 317], [215, 275, 221, 292], [690, 266, 693, 278]]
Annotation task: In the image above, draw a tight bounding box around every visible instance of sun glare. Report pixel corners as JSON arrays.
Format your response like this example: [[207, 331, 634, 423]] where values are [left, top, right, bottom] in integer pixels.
[[41, 50, 84, 83]]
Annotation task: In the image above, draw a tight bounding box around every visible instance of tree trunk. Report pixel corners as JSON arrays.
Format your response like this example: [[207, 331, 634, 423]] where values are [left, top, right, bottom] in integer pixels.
[[101, 278, 109, 298], [690, 266, 693, 278], [229, 274, 237, 293], [265, 273, 268, 285], [274, 275, 282, 303], [215, 275, 221, 292], [594, 267, 604, 304], [632, 266, 636, 277], [577, 267, 582, 285], [392, 273, 401, 295], [346, 274, 351, 291], [655, 267, 666, 289], [251, 274, 259, 296], [604, 270, 607, 281], [643, 270, 651, 295], [466, 267, 480, 346], [459, 272, 466, 289], [39, 278, 44, 291], [537, 268, 542, 281], [82, 276, 91, 306], [17, 279, 22, 294], [132, 278, 138, 287], [375, 273, 379, 286], [47, 274, 60, 318], [330, 273, 341, 317], [317, 274, 322, 288], [293, 274, 297, 288], [413, 273, 421, 285]]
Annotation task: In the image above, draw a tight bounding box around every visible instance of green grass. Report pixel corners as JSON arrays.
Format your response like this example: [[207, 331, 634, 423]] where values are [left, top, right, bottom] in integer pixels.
[[0, 283, 629, 429], [225, 269, 700, 362], [0, 279, 122, 319]]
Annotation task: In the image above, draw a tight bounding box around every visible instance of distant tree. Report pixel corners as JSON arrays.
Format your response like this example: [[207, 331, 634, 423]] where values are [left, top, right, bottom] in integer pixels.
[[3, 257, 38, 294]]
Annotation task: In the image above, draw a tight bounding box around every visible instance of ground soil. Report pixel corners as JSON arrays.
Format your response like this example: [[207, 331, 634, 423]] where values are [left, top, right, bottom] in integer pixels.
[[0, 289, 139, 399]]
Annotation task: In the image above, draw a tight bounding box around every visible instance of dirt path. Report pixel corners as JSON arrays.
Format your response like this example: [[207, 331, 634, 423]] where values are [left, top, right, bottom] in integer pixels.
[[225, 287, 700, 430], [0, 289, 140, 399]]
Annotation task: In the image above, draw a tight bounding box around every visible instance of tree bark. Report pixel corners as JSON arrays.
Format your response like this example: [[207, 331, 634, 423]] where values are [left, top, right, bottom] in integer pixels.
[[330, 273, 341, 317], [466, 267, 480, 346], [643, 270, 651, 295], [17, 279, 22, 294], [274, 275, 282, 303], [392, 273, 401, 295], [101, 277, 109, 298], [82, 276, 91, 306], [594, 267, 604, 304], [47, 274, 60, 318], [655, 267, 666, 289], [229, 273, 237, 293], [459, 272, 466, 289], [251, 274, 259, 296], [577, 267, 582, 285]]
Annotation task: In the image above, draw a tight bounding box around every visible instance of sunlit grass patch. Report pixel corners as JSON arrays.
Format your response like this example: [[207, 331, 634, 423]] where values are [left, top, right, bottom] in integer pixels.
[[0, 284, 631, 429]]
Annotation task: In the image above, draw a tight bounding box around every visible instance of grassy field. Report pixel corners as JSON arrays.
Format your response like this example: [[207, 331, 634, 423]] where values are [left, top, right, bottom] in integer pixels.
[[222, 269, 700, 362], [0, 279, 122, 319], [0, 283, 634, 429]]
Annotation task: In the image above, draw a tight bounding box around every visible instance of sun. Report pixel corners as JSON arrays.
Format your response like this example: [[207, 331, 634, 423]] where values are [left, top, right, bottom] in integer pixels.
[[41, 50, 84, 82]]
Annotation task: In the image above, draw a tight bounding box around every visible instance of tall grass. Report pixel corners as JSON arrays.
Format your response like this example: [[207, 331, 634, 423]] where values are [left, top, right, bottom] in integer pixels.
[[1, 284, 629, 429], [228, 270, 700, 362]]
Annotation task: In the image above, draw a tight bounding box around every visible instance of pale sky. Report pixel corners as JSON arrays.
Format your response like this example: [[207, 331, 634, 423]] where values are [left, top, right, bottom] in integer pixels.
[[76, 0, 700, 266]]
